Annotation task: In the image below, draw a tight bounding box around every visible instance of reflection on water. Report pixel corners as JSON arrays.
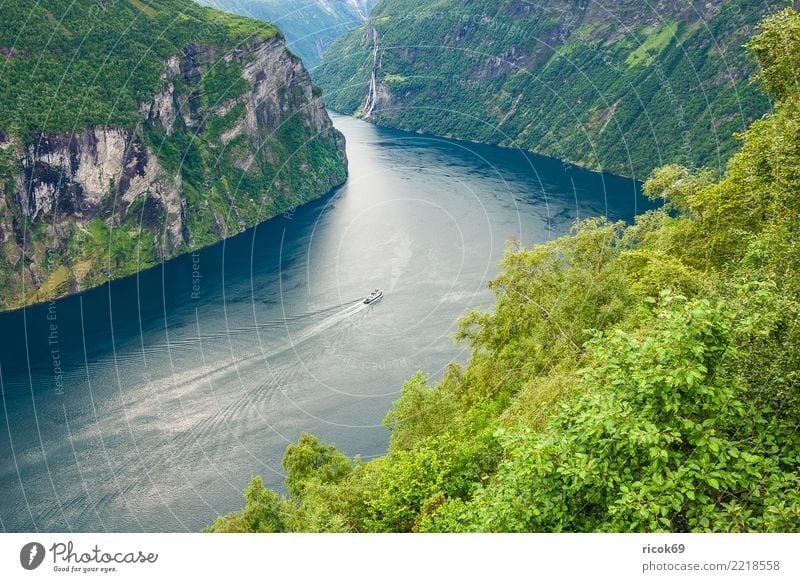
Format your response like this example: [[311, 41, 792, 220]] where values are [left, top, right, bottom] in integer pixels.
[[0, 113, 652, 531]]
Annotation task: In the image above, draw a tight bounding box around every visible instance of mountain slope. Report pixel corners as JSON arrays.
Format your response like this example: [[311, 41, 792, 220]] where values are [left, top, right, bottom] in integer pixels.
[[315, 0, 792, 178], [0, 0, 347, 310], [196, 0, 376, 69]]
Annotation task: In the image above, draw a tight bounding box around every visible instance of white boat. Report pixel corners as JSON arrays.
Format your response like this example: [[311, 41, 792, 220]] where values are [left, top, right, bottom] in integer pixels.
[[363, 288, 384, 305]]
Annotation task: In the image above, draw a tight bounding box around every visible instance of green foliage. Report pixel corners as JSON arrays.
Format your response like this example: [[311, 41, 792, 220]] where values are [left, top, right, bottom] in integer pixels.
[[423, 295, 800, 532], [283, 433, 354, 498], [211, 7, 800, 533], [642, 165, 714, 215], [624, 21, 679, 68], [316, 0, 783, 178], [745, 7, 800, 102], [359, 408, 501, 532], [687, 94, 800, 267], [383, 372, 458, 452], [0, 0, 280, 134], [201, 61, 249, 110], [205, 476, 285, 532]]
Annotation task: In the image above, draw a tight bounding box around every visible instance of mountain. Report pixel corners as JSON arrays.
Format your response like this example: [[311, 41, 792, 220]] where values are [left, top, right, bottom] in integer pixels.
[[0, 0, 347, 311], [196, 0, 376, 69], [315, 0, 793, 178]]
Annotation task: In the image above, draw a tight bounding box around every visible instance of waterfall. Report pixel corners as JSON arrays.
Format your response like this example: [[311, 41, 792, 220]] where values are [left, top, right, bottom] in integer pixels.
[[363, 26, 380, 119]]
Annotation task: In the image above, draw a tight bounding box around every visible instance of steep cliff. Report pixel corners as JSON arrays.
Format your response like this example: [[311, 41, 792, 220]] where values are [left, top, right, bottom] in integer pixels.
[[0, 1, 347, 310], [197, 0, 376, 69], [315, 0, 794, 178]]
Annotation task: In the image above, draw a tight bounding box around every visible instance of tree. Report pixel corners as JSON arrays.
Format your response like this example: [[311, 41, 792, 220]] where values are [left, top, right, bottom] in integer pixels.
[[283, 433, 353, 498], [746, 7, 800, 102], [205, 476, 284, 533], [423, 297, 800, 532]]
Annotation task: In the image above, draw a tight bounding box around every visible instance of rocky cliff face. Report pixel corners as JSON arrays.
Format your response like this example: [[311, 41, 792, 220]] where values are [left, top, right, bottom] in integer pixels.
[[15, 128, 184, 243], [0, 33, 347, 310]]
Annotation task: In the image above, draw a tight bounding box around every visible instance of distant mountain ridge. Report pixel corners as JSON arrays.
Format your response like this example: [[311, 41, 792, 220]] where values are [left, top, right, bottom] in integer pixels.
[[315, 0, 795, 178], [196, 0, 376, 69]]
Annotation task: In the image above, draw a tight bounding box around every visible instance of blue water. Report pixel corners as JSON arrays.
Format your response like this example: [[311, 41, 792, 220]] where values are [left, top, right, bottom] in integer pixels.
[[0, 113, 652, 531]]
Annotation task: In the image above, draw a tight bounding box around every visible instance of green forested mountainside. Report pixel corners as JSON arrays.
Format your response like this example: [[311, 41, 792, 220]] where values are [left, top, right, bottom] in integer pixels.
[[315, 0, 793, 179], [209, 8, 800, 533], [0, 0, 278, 133], [0, 0, 347, 310], [196, 0, 376, 70]]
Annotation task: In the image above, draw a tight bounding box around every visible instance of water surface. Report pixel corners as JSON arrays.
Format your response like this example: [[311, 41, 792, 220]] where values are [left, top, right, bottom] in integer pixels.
[[0, 113, 650, 531]]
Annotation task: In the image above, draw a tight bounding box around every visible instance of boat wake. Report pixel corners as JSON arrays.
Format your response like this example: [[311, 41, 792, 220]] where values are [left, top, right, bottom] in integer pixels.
[[117, 298, 373, 476], [278, 301, 367, 350]]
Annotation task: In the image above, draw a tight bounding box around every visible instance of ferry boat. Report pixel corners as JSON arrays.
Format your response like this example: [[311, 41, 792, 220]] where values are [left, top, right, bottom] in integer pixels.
[[363, 288, 384, 305]]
